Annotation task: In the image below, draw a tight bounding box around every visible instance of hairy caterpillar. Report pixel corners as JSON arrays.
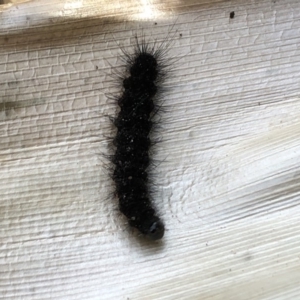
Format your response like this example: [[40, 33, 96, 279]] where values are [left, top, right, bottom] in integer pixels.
[[110, 27, 174, 240]]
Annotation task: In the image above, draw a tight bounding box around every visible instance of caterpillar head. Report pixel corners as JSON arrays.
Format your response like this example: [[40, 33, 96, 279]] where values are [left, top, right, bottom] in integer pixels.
[[146, 218, 165, 240], [130, 214, 164, 240]]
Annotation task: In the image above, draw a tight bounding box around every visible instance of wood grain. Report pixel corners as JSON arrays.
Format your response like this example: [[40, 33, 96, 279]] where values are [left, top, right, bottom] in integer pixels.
[[1, 0, 300, 299]]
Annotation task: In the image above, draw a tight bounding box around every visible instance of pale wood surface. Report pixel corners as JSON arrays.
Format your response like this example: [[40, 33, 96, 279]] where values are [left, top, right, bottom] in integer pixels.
[[1, 0, 300, 299]]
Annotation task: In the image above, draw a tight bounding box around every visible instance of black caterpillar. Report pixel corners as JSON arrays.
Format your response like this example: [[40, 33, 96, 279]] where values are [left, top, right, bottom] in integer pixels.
[[111, 33, 171, 240]]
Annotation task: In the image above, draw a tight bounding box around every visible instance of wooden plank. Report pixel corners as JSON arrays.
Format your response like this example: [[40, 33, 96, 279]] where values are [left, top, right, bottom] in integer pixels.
[[0, 0, 300, 299]]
